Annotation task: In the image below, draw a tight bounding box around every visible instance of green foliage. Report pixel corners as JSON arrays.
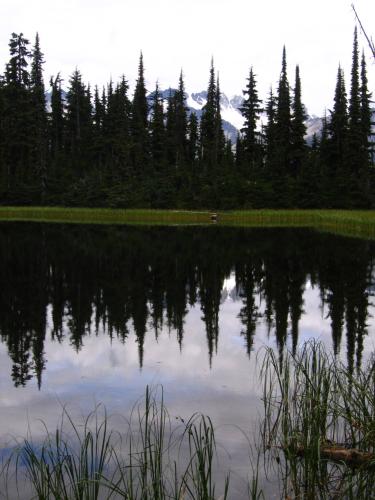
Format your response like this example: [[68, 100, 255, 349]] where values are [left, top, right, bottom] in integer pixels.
[[0, 31, 373, 209]]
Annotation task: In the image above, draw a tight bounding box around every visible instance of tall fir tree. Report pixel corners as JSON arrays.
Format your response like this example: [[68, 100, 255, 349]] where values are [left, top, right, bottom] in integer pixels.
[[264, 87, 277, 171], [187, 112, 199, 165], [214, 75, 225, 168], [92, 85, 105, 167], [65, 68, 92, 173], [48, 73, 66, 198], [327, 65, 349, 206], [130, 52, 149, 176], [200, 59, 218, 175], [240, 67, 263, 173], [359, 51, 373, 195], [174, 70, 188, 168], [275, 46, 292, 177], [109, 76, 131, 177], [3, 33, 32, 200], [290, 65, 307, 179], [347, 27, 363, 179], [30, 33, 47, 200], [150, 82, 165, 169]]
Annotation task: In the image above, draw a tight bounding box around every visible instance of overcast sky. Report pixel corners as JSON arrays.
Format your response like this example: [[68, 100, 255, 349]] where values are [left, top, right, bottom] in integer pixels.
[[1, 0, 374, 116]]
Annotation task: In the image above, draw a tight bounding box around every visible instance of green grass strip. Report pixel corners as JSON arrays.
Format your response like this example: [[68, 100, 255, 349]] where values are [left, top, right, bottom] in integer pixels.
[[0, 207, 375, 239]]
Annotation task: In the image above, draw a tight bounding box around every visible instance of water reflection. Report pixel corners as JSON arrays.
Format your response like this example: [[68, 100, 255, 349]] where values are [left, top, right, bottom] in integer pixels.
[[0, 223, 374, 389]]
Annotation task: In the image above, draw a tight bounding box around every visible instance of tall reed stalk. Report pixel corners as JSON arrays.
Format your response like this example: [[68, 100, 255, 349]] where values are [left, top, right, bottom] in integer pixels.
[[1, 387, 234, 499], [260, 340, 375, 499]]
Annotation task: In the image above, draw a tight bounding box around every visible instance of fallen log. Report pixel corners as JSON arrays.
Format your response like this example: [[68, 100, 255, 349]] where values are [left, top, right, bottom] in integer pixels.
[[286, 443, 375, 468]]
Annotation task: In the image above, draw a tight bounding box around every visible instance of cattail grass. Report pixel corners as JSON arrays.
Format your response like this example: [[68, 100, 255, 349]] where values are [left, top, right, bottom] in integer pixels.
[[1, 387, 234, 499], [260, 340, 375, 498]]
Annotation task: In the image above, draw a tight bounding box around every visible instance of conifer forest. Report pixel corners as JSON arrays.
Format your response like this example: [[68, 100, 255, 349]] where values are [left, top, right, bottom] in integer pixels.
[[0, 29, 373, 209]]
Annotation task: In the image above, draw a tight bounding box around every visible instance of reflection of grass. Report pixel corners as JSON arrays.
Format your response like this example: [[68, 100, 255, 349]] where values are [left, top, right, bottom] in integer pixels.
[[1, 207, 375, 238], [261, 341, 375, 499], [1, 387, 234, 500]]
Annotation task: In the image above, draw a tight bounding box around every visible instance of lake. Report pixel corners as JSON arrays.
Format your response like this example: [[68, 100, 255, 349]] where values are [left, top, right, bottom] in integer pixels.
[[0, 222, 374, 498]]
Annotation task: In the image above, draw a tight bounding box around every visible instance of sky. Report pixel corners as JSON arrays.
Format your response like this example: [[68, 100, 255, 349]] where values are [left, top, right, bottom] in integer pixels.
[[1, 0, 374, 116]]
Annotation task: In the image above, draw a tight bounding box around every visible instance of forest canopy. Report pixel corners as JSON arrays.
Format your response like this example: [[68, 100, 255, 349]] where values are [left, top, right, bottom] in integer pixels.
[[0, 30, 373, 209]]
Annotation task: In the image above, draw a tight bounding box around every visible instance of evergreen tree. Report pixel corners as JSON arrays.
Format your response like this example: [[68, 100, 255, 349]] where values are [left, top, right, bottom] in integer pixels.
[[347, 27, 363, 179], [130, 52, 149, 176], [49, 74, 65, 163], [274, 46, 292, 177], [359, 51, 373, 193], [150, 83, 165, 169], [214, 75, 225, 168], [187, 112, 199, 164], [240, 67, 263, 173], [290, 65, 307, 178], [65, 68, 93, 173], [30, 33, 47, 200], [174, 71, 188, 168], [111, 76, 131, 176], [165, 88, 177, 169], [327, 66, 349, 206], [92, 85, 105, 167], [3, 33, 32, 200], [200, 59, 218, 174], [264, 87, 277, 159]]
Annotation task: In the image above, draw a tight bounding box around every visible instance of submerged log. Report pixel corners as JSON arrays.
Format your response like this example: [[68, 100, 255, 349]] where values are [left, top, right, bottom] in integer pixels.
[[288, 444, 375, 468]]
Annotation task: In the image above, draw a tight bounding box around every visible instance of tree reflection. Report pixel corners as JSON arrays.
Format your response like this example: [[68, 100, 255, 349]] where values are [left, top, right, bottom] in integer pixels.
[[0, 223, 373, 387]]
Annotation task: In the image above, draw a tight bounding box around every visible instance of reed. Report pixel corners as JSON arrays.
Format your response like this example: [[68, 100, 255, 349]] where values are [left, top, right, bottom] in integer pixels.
[[260, 341, 375, 498], [1, 387, 232, 500]]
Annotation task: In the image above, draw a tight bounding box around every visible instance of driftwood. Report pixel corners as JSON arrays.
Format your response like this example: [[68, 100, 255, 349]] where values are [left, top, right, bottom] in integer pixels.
[[284, 443, 375, 468]]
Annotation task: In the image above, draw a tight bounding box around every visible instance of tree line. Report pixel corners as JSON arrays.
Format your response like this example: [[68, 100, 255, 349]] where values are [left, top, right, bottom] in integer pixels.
[[0, 30, 373, 209], [0, 224, 372, 387]]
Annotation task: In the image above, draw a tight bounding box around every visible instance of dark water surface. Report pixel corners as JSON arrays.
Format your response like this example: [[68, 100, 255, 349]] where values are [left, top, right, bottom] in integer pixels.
[[0, 223, 374, 497]]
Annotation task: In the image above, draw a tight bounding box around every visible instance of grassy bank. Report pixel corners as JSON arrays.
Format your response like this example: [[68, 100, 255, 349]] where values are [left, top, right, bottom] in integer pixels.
[[0, 207, 375, 238]]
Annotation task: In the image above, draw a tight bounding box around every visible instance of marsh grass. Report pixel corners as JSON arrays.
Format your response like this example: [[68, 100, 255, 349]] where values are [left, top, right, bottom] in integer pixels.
[[260, 341, 375, 499], [1, 387, 232, 500], [2, 344, 375, 499], [1, 207, 375, 239]]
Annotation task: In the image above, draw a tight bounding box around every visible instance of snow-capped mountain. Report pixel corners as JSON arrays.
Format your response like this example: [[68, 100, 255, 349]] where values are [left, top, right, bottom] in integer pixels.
[[147, 88, 240, 143], [45, 88, 374, 148]]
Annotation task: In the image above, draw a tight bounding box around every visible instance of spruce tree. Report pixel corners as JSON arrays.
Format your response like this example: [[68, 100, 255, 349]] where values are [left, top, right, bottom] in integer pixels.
[[112, 76, 131, 176], [3, 33, 32, 200], [214, 75, 225, 168], [327, 66, 349, 206], [200, 59, 218, 174], [65, 68, 93, 173], [150, 83, 165, 169], [347, 27, 363, 179], [264, 87, 277, 170], [359, 52, 373, 180], [290, 65, 307, 179], [48, 73, 66, 198], [49, 74, 65, 163], [240, 67, 263, 173], [275, 46, 292, 177], [30, 33, 47, 200], [165, 88, 177, 168], [92, 85, 105, 167], [187, 112, 199, 165], [174, 70, 188, 168], [130, 52, 149, 176]]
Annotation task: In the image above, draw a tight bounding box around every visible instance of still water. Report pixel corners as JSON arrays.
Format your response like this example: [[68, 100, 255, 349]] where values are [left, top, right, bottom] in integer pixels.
[[0, 223, 374, 497]]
